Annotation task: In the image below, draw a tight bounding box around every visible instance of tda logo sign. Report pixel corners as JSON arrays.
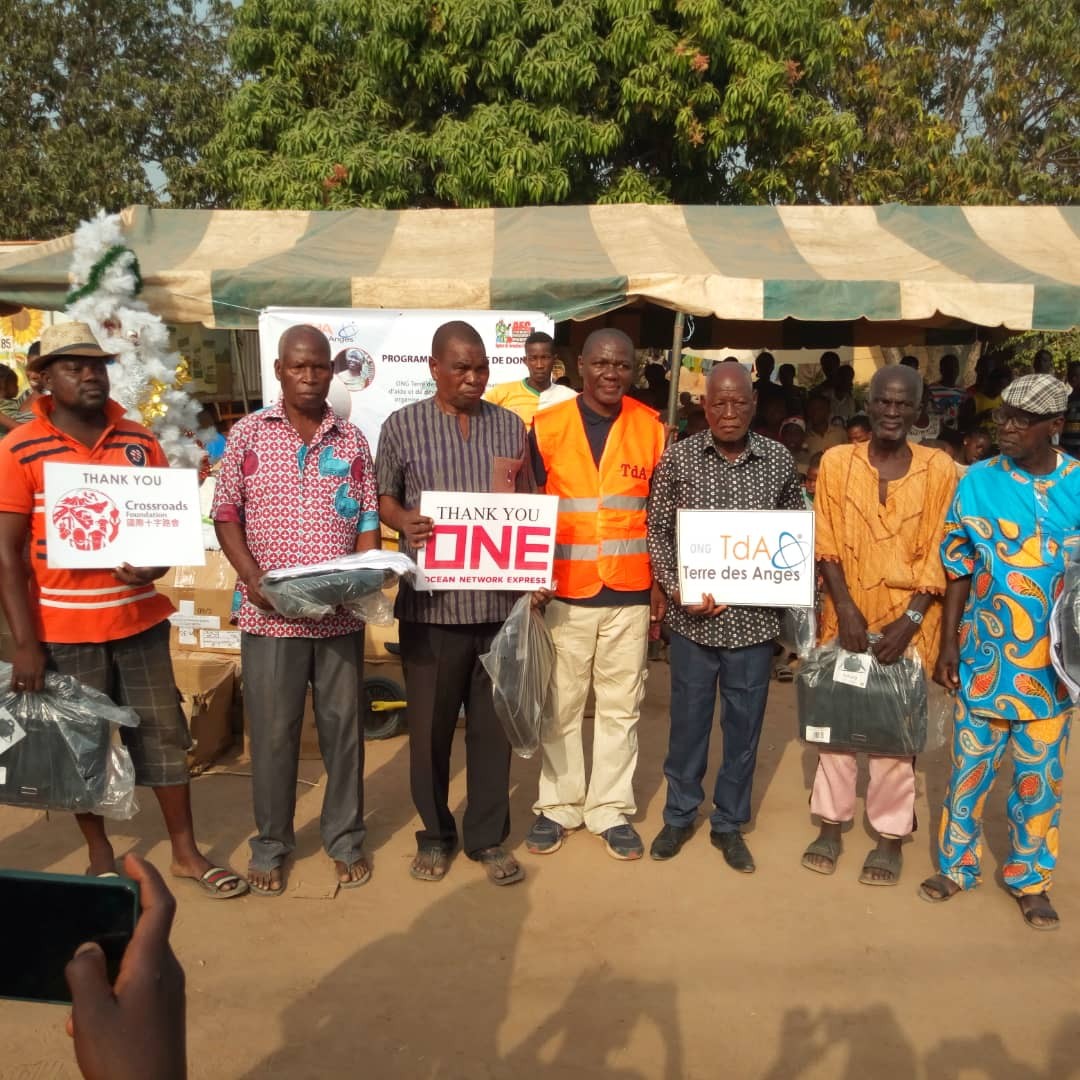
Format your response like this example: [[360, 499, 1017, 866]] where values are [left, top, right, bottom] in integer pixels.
[[678, 508, 815, 607], [697, 529, 810, 584], [770, 530, 811, 571]]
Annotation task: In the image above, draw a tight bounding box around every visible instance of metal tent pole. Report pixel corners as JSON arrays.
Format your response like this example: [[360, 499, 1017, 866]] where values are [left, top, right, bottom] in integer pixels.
[[665, 311, 685, 435], [231, 330, 252, 414]]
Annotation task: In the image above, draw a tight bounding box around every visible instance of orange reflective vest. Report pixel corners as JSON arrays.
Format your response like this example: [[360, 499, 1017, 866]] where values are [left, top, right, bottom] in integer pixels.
[[533, 397, 665, 599]]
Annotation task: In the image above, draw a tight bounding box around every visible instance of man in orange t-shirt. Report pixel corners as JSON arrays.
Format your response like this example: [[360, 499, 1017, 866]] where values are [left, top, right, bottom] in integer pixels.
[[0, 323, 246, 897]]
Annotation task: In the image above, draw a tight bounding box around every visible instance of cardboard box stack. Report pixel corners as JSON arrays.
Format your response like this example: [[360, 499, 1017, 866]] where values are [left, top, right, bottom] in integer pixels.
[[157, 549, 244, 766], [157, 550, 241, 657], [174, 653, 238, 768]]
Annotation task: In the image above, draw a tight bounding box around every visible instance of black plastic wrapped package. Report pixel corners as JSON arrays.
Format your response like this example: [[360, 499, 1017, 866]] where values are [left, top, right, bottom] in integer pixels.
[[0, 663, 138, 817], [796, 640, 929, 755]]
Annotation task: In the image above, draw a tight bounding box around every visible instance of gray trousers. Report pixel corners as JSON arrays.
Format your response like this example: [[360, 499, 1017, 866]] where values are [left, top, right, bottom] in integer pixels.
[[241, 631, 366, 871]]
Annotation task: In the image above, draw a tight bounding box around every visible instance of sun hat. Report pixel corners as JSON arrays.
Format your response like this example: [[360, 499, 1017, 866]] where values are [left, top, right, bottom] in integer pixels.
[[29, 322, 114, 373]]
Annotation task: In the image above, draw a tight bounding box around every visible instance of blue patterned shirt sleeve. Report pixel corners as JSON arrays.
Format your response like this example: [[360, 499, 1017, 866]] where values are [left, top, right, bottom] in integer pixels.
[[940, 478, 976, 579]]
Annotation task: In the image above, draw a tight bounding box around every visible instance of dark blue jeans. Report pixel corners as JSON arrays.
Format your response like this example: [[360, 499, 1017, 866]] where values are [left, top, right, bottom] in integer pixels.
[[662, 633, 774, 833]]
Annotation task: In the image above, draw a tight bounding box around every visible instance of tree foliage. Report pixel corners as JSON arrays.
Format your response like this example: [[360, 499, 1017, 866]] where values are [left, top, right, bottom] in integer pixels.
[[831, 0, 1080, 203], [0, 0, 234, 240], [1008, 328, 1080, 371], [205, 0, 861, 209], [5, 0, 1077, 232]]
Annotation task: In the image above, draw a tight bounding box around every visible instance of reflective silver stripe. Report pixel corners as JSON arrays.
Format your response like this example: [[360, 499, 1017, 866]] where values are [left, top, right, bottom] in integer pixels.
[[559, 497, 599, 513], [600, 538, 649, 557], [553, 543, 599, 561], [600, 495, 648, 511], [39, 584, 143, 596], [39, 589, 159, 611]]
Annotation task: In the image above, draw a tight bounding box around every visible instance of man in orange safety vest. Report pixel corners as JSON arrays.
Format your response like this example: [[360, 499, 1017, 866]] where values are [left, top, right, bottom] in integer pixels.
[[527, 328, 666, 861]]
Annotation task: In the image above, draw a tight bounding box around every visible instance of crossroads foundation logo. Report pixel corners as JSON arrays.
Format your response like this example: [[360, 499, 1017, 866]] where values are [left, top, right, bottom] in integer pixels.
[[53, 488, 121, 552], [494, 319, 535, 348]]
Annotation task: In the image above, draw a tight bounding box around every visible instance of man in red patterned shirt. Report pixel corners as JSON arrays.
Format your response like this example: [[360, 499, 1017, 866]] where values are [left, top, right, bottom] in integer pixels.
[[214, 325, 380, 896]]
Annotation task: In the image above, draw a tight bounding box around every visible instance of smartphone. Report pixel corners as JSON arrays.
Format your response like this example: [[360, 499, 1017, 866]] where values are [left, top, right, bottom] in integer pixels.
[[0, 868, 140, 1005]]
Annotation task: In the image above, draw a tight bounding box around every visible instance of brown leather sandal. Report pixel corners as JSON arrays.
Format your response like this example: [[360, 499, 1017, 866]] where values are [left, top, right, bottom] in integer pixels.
[[475, 846, 525, 886], [1017, 891, 1060, 931], [410, 847, 450, 882]]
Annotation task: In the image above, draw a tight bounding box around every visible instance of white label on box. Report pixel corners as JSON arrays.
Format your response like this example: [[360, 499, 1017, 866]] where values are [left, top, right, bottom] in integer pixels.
[[804, 725, 831, 743], [200, 629, 241, 651], [0, 766, 6, 784], [168, 612, 221, 631], [833, 650, 871, 689], [0, 707, 26, 754], [179, 629, 196, 645]]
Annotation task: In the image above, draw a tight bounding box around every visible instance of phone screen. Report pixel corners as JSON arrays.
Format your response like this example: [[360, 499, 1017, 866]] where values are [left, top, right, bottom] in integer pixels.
[[0, 869, 139, 1005]]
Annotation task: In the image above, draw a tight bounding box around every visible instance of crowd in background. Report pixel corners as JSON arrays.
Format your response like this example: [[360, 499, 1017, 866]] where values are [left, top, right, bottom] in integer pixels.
[[628, 346, 1080, 505]]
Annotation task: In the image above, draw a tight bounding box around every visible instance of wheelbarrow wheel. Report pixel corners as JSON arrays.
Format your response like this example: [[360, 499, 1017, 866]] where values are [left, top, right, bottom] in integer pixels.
[[363, 675, 407, 740]]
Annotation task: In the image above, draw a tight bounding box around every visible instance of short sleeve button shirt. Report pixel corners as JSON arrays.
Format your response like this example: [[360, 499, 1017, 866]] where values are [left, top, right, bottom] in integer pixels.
[[211, 400, 379, 638], [647, 430, 805, 648]]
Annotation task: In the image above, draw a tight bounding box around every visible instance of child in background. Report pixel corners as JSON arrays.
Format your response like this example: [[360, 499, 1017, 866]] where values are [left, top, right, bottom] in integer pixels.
[[777, 446, 820, 683], [845, 414, 872, 444], [957, 429, 993, 476], [0, 364, 33, 434], [196, 407, 228, 465], [803, 452, 823, 507], [780, 417, 810, 471]]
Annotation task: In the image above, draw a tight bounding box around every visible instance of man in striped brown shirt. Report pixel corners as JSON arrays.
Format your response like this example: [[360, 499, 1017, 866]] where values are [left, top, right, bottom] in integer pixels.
[[377, 320, 532, 888]]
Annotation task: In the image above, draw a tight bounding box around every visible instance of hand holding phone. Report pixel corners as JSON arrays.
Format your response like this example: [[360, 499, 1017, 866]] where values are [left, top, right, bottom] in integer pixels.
[[65, 854, 187, 1080], [0, 865, 139, 1005]]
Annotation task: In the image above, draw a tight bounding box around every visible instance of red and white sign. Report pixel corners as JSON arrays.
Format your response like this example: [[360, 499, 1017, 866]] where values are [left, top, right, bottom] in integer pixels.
[[44, 463, 205, 569], [415, 492, 559, 592]]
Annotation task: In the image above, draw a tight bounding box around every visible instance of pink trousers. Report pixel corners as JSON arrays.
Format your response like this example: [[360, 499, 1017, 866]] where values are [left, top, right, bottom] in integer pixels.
[[809, 751, 916, 838]]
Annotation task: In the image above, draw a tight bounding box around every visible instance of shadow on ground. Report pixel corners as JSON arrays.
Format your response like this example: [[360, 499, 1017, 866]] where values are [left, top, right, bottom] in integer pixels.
[[240, 876, 685, 1080], [761, 1005, 1080, 1080]]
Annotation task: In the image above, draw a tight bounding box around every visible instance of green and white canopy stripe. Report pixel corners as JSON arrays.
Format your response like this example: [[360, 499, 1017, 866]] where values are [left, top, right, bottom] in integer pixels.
[[1, 203, 1077, 332]]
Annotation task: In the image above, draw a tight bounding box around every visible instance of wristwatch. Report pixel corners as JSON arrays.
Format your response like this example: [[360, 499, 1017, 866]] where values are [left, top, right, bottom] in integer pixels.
[[904, 608, 924, 625]]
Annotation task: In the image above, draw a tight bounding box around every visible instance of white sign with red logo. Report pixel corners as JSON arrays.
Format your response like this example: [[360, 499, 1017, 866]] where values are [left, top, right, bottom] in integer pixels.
[[44, 463, 205, 569], [258, 307, 555, 455], [415, 492, 559, 591]]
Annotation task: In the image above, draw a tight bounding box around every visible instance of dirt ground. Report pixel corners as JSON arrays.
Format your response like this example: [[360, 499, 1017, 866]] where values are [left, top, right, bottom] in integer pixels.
[[1, 661, 1078, 1080]]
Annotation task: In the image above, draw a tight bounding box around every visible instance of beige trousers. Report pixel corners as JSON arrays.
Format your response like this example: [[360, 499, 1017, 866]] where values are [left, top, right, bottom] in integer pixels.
[[534, 600, 650, 833]]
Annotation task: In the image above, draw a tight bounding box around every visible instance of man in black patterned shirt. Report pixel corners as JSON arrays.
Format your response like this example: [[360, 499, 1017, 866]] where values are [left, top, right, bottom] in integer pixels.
[[646, 363, 804, 871]]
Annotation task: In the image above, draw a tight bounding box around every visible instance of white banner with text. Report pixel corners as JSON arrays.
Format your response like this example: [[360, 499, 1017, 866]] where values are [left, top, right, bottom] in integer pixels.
[[258, 307, 555, 455]]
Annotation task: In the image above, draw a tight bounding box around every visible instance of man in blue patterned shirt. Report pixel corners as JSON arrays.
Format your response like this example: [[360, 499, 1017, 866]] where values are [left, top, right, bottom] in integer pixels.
[[920, 374, 1080, 931]]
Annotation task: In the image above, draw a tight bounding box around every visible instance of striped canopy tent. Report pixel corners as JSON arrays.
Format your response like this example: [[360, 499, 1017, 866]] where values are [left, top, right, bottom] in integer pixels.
[[0, 204, 1077, 340]]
